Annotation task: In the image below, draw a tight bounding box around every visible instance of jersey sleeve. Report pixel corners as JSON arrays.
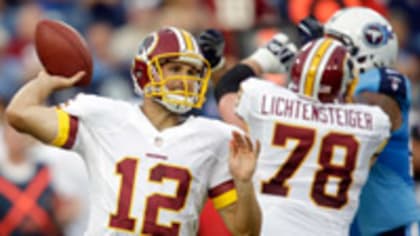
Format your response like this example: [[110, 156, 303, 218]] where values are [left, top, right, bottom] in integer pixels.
[[207, 125, 243, 210], [208, 178, 237, 210], [57, 93, 103, 119], [355, 68, 411, 112], [49, 94, 99, 153], [50, 108, 80, 150]]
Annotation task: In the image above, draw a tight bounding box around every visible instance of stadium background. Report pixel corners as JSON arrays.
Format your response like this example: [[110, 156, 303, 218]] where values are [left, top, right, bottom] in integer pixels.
[[0, 0, 419, 235]]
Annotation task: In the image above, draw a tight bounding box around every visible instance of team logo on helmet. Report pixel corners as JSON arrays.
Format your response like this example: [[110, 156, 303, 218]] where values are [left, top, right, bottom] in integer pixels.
[[139, 36, 153, 51], [362, 23, 393, 47]]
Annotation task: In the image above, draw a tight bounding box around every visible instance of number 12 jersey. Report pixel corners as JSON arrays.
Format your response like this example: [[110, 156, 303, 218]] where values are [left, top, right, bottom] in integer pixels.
[[52, 94, 239, 236]]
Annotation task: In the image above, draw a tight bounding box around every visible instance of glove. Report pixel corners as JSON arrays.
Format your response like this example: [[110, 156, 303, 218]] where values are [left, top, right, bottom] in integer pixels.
[[249, 33, 297, 74], [297, 16, 324, 47], [198, 29, 225, 71]]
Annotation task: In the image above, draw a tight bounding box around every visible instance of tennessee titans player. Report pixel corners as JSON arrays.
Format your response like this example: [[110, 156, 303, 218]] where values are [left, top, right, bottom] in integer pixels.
[[323, 7, 420, 236]]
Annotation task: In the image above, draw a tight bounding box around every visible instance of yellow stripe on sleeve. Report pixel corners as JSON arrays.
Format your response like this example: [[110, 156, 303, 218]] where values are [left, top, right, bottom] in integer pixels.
[[51, 109, 70, 147], [212, 189, 238, 209], [375, 138, 389, 155]]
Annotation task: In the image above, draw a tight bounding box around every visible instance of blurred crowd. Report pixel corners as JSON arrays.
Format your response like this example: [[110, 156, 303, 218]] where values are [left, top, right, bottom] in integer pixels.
[[0, 0, 419, 235]]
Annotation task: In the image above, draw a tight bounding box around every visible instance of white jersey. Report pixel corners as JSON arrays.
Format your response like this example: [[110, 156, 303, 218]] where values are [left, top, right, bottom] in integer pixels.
[[52, 94, 239, 236], [236, 79, 391, 236]]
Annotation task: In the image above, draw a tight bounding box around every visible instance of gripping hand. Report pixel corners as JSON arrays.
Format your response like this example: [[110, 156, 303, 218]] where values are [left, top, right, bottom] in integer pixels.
[[297, 16, 324, 46], [249, 33, 297, 74]]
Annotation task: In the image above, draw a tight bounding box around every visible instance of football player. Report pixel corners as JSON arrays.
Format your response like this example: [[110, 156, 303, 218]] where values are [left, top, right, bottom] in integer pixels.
[[210, 6, 420, 235], [323, 7, 420, 236], [5, 27, 261, 236], [214, 36, 395, 235]]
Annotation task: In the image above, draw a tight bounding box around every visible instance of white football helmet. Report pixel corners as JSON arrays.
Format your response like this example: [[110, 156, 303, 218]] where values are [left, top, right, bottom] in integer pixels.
[[324, 7, 398, 73]]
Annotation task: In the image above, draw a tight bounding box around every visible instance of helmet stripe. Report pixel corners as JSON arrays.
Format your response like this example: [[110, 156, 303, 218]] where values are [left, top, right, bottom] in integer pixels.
[[299, 42, 319, 94], [304, 38, 333, 97], [181, 30, 195, 52], [313, 41, 338, 98]]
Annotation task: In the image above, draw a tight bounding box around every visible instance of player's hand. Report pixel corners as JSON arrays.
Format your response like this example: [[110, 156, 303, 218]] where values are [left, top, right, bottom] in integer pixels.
[[36, 70, 85, 91], [297, 16, 324, 46], [249, 32, 297, 74], [198, 29, 225, 71], [229, 131, 260, 182]]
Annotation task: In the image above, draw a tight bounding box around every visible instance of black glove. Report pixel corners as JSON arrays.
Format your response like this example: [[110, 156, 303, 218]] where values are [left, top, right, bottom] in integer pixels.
[[297, 16, 324, 46], [198, 29, 225, 71]]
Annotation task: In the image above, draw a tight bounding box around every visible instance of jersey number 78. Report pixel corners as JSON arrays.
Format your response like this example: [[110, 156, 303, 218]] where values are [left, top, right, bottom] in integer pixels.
[[262, 122, 359, 209]]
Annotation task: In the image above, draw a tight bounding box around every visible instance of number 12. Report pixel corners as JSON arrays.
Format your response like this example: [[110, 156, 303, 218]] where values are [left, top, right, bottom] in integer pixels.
[[108, 158, 192, 235]]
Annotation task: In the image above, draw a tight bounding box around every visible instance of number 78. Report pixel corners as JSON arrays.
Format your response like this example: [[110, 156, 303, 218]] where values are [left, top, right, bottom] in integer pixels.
[[261, 123, 359, 209]]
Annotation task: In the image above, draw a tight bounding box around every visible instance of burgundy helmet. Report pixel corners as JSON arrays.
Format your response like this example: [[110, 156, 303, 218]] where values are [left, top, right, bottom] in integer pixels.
[[289, 38, 357, 103], [131, 27, 211, 113]]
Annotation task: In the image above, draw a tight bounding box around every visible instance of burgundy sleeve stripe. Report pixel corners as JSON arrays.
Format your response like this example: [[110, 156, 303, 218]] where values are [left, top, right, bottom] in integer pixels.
[[63, 116, 78, 149], [208, 179, 235, 198]]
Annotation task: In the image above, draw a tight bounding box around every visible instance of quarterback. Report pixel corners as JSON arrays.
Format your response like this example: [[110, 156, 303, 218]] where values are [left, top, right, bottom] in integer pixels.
[[5, 27, 261, 236]]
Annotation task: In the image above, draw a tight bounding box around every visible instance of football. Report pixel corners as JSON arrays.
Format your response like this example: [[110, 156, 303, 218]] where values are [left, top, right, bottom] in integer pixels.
[[35, 19, 93, 86]]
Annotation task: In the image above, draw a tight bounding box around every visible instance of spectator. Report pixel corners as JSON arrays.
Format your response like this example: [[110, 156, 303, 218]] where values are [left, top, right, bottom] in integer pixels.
[[0, 122, 63, 235]]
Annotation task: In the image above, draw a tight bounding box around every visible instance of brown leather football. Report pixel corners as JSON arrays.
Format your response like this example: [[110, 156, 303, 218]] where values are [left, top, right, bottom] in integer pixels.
[[35, 19, 93, 86]]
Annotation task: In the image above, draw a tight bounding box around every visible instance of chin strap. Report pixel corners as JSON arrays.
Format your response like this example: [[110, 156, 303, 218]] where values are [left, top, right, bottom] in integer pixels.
[[154, 96, 192, 114]]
